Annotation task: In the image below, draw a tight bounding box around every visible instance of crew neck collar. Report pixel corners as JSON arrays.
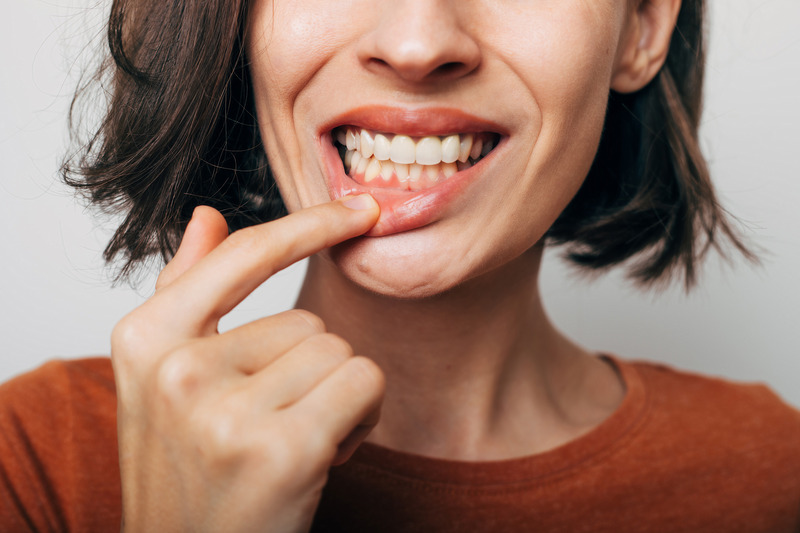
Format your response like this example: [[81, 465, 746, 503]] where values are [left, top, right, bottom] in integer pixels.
[[344, 355, 649, 486]]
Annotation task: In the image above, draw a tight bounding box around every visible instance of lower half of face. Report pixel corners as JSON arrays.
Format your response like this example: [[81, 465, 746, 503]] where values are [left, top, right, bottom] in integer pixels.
[[247, 1, 625, 299]]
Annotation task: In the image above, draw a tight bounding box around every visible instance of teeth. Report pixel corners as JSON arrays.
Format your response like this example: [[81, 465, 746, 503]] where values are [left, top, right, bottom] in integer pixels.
[[373, 133, 391, 161], [481, 138, 494, 156], [442, 162, 458, 179], [416, 136, 442, 165], [337, 127, 498, 188], [355, 153, 369, 175], [441, 134, 460, 164], [458, 136, 472, 163], [469, 138, 483, 160], [350, 150, 362, 170], [380, 160, 395, 181], [364, 158, 382, 182], [360, 130, 374, 158], [390, 135, 416, 165], [409, 163, 423, 182], [395, 163, 410, 182]]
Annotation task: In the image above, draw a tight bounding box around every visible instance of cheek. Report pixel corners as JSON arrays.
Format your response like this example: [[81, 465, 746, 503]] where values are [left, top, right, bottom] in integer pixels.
[[490, 4, 622, 201], [485, 2, 622, 125], [247, 1, 354, 101], [246, 1, 357, 209]]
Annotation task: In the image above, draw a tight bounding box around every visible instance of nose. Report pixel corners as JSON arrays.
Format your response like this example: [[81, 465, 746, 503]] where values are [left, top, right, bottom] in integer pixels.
[[357, 0, 482, 84]]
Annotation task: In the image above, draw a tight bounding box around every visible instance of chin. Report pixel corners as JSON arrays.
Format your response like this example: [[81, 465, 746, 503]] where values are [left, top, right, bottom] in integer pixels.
[[324, 232, 476, 300]]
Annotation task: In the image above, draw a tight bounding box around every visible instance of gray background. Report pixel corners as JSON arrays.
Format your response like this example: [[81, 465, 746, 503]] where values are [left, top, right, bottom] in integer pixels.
[[2, 0, 798, 406]]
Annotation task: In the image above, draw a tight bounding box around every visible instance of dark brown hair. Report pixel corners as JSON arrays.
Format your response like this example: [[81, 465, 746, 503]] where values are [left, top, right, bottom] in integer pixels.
[[64, 0, 753, 287]]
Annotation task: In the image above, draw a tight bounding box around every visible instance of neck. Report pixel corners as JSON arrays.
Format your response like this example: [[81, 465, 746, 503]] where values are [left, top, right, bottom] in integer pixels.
[[296, 245, 624, 461]]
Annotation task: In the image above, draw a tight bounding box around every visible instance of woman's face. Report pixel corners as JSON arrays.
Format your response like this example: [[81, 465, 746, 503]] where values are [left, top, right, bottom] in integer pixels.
[[247, 1, 634, 298]]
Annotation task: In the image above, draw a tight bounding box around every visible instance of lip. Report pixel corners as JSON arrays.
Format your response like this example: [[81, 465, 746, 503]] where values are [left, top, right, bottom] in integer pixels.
[[318, 106, 507, 236]]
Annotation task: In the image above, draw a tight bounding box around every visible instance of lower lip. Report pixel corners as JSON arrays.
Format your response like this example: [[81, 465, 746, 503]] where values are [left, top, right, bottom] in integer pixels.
[[320, 135, 490, 237]]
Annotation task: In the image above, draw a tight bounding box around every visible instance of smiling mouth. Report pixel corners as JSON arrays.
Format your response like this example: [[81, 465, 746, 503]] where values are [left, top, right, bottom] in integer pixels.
[[333, 126, 500, 191]]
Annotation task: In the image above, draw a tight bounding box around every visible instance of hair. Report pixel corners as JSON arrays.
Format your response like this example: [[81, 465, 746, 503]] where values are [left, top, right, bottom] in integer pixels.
[[64, 0, 754, 288]]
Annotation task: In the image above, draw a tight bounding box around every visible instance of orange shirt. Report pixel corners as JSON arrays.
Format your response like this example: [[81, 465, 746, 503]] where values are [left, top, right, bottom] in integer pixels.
[[1, 356, 799, 532]]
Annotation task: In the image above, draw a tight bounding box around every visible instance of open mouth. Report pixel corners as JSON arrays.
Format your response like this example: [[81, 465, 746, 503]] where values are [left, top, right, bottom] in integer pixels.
[[333, 127, 501, 191]]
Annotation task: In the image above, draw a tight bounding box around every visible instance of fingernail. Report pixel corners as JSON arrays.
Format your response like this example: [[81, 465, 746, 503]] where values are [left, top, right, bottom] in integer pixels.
[[341, 194, 377, 211]]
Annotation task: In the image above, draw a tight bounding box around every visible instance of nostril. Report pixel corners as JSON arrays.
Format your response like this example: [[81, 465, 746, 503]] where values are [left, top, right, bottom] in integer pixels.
[[369, 58, 390, 69], [435, 62, 464, 76]]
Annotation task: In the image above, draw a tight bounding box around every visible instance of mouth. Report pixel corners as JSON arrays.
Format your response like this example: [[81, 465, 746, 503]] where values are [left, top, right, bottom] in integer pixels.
[[319, 106, 506, 236], [333, 127, 501, 192]]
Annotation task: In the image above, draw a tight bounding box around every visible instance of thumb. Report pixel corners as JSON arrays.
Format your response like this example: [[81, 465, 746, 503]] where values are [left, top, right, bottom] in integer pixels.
[[155, 206, 229, 291]]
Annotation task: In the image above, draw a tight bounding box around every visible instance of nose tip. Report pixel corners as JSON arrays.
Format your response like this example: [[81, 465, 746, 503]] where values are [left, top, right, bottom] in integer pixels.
[[357, 2, 482, 84]]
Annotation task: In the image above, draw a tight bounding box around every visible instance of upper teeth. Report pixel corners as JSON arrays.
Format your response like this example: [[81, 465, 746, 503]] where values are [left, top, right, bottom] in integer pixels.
[[335, 127, 493, 167]]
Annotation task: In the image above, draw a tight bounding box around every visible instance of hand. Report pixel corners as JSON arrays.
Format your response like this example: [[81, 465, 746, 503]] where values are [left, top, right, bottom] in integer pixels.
[[111, 195, 384, 533]]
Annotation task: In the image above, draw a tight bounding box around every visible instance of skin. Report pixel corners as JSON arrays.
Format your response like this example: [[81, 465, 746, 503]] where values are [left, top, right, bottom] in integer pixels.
[[113, 0, 681, 530]]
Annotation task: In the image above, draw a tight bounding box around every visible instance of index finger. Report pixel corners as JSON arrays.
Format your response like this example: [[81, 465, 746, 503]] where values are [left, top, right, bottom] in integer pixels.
[[154, 194, 378, 331]]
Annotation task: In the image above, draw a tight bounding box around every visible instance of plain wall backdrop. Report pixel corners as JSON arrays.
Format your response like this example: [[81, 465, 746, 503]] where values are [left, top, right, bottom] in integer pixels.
[[1, 0, 798, 406]]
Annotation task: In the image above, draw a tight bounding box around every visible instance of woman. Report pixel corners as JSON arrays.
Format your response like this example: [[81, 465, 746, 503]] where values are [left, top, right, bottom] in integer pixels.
[[1, 0, 798, 531]]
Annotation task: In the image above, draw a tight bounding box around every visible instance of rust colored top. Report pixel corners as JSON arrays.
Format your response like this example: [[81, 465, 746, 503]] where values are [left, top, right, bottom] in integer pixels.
[[1, 356, 799, 532]]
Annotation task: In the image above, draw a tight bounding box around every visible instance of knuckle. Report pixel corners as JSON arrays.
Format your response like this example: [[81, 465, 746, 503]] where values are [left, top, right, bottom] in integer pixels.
[[303, 208, 330, 230], [111, 312, 148, 358], [224, 226, 261, 253], [286, 309, 326, 334], [268, 420, 330, 479], [345, 356, 385, 392], [313, 333, 354, 358], [198, 408, 245, 465], [155, 347, 205, 404]]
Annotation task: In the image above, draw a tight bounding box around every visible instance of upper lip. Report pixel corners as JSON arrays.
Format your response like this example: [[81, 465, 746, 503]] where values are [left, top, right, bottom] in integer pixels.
[[318, 105, 508, 138]]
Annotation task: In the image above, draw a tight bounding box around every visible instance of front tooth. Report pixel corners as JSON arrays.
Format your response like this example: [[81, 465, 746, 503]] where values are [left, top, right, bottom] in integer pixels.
[[380, 160, 395, 181], [441, 135, 460, 164], [442, 162, 458, 178], [364, 158, 382, 182], [395, 163, 410, 182], [409, 163, 423, 181], [469, 138, 483, 160], [458, 135, 473, 163], [390, 135, 416, 165], [416, 136, 442, 165], [373, 134, 391, 161], [346, 130, 357, 151], [360, 129, 374, 158]]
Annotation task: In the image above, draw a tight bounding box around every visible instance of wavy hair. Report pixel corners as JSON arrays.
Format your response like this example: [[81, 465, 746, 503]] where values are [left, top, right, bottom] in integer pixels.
[[64, 0, 754, 287]]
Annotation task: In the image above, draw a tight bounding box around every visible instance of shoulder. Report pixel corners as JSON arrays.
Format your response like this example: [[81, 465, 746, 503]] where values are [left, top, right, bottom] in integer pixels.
[[629, 358, 800, 441], [596, 358, 800, 526], [0, 358, 120, 530], [622, 359, 800, 509], [0, 358, 117, 435]]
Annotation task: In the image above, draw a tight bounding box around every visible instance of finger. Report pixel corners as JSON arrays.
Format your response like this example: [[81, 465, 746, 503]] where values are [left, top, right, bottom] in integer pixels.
[[155, 195, 379, 332], [156, 206, 229, 291], [245, 333, 353, 408], [332, 423, 376, 466], [290, 356, 384, 445], [200, 309, 327, 374]]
